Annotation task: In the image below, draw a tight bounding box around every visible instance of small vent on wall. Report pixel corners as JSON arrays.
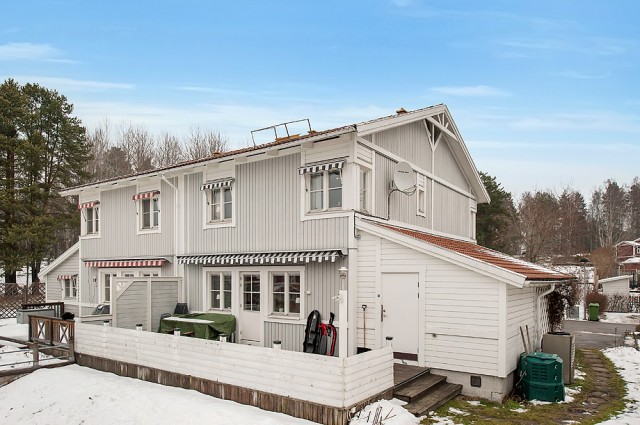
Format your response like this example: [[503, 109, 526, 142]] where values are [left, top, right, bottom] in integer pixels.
[[470, 375, 482, 388]]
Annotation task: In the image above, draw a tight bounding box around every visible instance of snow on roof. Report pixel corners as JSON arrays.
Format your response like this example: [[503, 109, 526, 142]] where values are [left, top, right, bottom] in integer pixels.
[[370, 221, 572, 281], [550, 265, 596, 282], [623, 257, 640, 264]]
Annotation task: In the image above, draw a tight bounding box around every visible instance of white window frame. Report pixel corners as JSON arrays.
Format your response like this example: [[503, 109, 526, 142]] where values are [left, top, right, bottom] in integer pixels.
[[204, 185, 234, 226], [358, 165, 372, 213], [137, 197, 160, 233], [270, 271, 302, 317], [470, 205, 477, 240], [63, 277, 78, 300], [306, 169, 343, 213], [207, 271, 233, 311], [635, 246, 640, 256], [81, 202, 100, 239], [416, 174, 426, 217]]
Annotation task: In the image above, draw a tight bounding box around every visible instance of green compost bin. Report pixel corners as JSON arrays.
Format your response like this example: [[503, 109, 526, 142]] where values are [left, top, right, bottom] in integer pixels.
[[519, 352, 565, 402], [589, 303, 600, 321]]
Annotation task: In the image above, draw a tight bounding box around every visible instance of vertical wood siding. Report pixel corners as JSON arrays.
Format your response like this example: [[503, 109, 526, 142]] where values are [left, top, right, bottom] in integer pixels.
[[264, 322, 305, 351], [375, 153, 432, 227], [432, 182, 470, 237], [82, 178, 176, 259], [434, 137, 471, 191], [185, 154, 348, 254], [356, 233, 377, 349], [373, 121, 433, 172], [305, 259, 345, 322]]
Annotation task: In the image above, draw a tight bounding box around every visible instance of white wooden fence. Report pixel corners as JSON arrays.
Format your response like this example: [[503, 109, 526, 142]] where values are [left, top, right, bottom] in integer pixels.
[[74, 323, 394, 408]]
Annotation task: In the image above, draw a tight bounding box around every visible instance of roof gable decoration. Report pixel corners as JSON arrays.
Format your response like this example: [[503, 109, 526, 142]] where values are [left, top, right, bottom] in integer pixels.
[[78, 200, 100, 210], [298, 159, 346, 175], [132, 190, 160, 201], [200, 178, 234, 191]]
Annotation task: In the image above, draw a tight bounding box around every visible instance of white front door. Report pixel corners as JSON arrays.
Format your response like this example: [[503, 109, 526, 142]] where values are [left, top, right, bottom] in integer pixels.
[[239, 272, 262, 345], [382, 272, 419, 361]]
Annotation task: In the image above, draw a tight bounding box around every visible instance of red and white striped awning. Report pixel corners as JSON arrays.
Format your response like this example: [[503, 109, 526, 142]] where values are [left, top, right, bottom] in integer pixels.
[[132, 190, 160, 201], [57, 274, 77, 280], [78, 200, 100, 210], [84, 259, 167, 268]]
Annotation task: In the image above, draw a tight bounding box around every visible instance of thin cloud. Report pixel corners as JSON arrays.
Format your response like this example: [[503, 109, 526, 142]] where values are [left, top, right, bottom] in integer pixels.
[[0, 42, 67, 61], [555, 70, 610, 80], [431, 85, 510, 97], [9, 75, 134, 91]]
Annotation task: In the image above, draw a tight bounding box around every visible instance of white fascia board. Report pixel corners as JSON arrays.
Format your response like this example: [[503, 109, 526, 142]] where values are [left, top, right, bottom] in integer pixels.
[[356, 219, 526, 288], [600, 275, 631, 284], [38, 241, 80, 280], [356, 105, 447, 136], [61, 127, 356, 196]]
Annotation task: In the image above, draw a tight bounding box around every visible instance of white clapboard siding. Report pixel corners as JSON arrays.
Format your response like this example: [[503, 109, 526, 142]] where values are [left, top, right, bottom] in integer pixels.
[[356, 233, 378, 348], [377, 236, 501, 376], [75, 324, 394, 408], [45, 249, 80, 302], [505, 286, 536, 373], [432, 182, 470, 237], [372, 121, 433, 173]]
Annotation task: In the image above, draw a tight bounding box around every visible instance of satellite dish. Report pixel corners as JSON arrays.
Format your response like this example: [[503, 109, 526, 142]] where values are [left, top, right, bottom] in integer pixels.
[[393, 161, 415, 192]]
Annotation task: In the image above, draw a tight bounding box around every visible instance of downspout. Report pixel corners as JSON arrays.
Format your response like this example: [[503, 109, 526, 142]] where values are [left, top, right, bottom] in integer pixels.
[[536, 283, 555, 350], [161, 175, 184, 302]]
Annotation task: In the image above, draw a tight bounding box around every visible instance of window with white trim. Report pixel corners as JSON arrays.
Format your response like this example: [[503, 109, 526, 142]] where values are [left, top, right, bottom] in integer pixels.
[[141, 198, 159, 229], [271, 271, 301, 316], [308, 169, 342, 211], [201, 178, 235, 226], [209, 272, 232, 311], [242, 273, 261, 312], [103, 273, 113, 304], [133, 190, 160, 233], [64, 277, 77, 299], [416, 174, 426, 217], [359, 166, 371, 213], [80, 200, 100, 236]]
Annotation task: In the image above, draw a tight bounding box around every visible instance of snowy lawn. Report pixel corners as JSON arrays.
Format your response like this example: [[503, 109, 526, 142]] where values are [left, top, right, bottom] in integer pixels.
[[0, 318, 28, 340], [600, 312, 640, 325], [598, 346, 640, 424]]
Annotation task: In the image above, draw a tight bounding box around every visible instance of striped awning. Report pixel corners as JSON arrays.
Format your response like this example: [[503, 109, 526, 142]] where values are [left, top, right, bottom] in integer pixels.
[[178, 250, 345, 266], [57, 274, 77, 280], [84, 259, 167, 268], [78, 200, 100, 210], [201, 178, 234, 191], [298, 160, 345, 175], [132, 190, 160, 201]]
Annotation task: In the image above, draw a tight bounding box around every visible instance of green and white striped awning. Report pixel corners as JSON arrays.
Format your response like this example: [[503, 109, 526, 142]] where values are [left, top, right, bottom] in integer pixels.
[[298, 160, 345, 175], [178, 250, 345, 266], [200, 178, 234, 191]]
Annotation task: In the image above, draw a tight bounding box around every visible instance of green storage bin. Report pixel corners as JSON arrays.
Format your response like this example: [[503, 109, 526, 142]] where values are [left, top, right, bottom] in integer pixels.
[[519, 352, 565, 402], [589, 303, 600, 321]]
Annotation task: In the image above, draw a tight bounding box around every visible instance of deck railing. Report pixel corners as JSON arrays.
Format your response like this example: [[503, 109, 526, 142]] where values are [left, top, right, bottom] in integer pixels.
[[29, 315, 75, 346], [21, 301, 65, 318]]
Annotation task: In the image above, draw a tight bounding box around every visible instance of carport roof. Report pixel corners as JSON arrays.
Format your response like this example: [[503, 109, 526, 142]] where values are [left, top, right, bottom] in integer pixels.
[[370, 222, 573, 281]]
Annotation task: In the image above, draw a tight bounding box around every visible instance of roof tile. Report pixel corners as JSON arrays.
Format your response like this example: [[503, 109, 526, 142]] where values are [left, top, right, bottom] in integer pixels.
[[373, 222, 572, 281]]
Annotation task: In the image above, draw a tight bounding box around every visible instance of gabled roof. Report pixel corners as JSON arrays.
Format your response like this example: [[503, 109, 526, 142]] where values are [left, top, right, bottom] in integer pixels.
[[361, 219, 571, 282], [61, 104, 489, 203], [38, 242, 79, 280]]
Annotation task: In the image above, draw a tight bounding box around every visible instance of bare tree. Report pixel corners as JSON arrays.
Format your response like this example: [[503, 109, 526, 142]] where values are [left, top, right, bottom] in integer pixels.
[[627, 177, 640, 239], [85, 119, 112, 181], [518, 190, 558, 262], [118, 124, 155, 173], [184, 127, 228, 160], [154, 132, 185, 168]]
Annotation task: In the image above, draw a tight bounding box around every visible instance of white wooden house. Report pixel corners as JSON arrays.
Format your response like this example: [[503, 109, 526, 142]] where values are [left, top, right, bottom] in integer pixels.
[[53, 105, 570, 406]]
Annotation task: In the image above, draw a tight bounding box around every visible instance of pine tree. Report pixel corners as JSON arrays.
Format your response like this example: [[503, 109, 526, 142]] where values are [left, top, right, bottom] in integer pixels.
[[476, 171, 519, 253]]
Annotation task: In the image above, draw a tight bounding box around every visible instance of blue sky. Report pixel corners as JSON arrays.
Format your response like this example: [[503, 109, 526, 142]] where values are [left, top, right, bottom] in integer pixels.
[[1, 0, 639, 198]]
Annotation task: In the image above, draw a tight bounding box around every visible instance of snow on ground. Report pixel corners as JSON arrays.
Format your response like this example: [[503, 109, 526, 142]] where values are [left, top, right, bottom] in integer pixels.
[[349, 399, 419, 425], [0, 345, 62, 371], [0, 318, 28, 340], [599, 346, 640, 425], [0, 365, 317, 425]]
